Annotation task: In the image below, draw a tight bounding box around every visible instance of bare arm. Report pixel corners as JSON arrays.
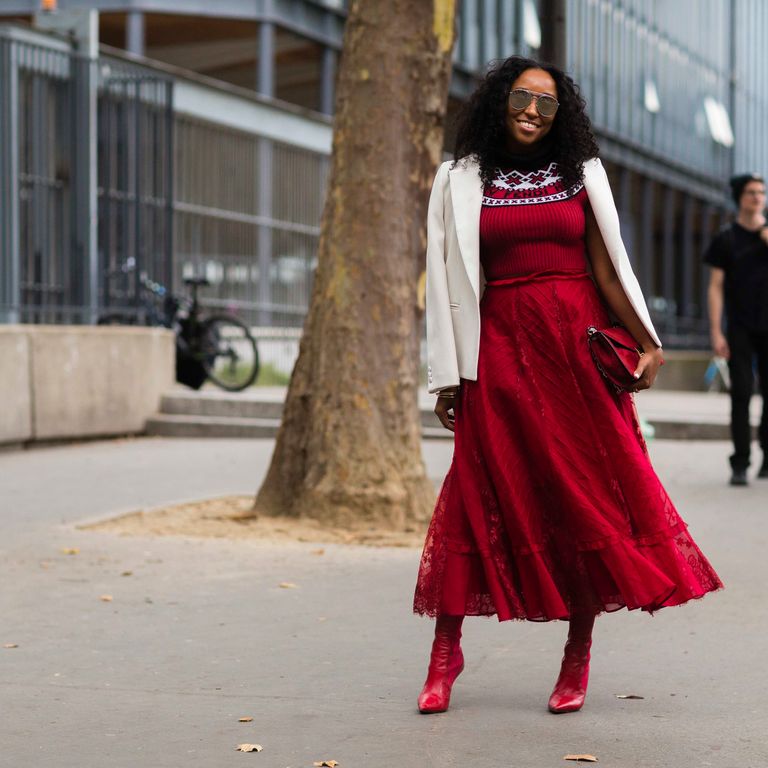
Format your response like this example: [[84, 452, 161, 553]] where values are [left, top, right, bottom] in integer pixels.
[[584, 202, 664, 390], [707, 267, 729, 358]]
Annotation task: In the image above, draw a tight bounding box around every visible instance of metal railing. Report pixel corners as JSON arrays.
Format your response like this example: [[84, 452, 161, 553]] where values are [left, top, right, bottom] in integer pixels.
[[98, 56, 174, 321], [172, 117, 327, 329], [1, 23, 328, 334]]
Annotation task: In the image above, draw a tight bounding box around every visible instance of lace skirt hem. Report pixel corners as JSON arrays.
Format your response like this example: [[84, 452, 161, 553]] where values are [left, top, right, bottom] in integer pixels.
[[412, 524, 723, 621]]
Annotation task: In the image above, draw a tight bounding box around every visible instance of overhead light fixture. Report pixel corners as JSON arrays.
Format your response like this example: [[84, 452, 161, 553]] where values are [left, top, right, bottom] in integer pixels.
[[523, 0, 542, 49], [644, 79, 660, 114], [703, 96, 734, 147]]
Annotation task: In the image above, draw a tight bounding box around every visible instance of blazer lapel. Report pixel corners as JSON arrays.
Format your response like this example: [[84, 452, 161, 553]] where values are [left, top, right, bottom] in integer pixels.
[[448, 160, 483, 299]]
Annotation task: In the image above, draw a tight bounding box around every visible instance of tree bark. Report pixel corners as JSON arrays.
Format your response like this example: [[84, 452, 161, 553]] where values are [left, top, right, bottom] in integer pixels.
[[254, 0, 457, 529], [539, 0, 567, 70]]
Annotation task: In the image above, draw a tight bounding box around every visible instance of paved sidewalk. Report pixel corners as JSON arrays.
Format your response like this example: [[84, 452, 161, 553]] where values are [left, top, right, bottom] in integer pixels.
[[1, 436, 766, 768]]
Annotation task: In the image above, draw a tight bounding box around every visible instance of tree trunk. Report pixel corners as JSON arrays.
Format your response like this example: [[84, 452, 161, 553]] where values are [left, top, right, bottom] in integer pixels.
[[539, 0, 567, 70], [254, 0, 457, 529]]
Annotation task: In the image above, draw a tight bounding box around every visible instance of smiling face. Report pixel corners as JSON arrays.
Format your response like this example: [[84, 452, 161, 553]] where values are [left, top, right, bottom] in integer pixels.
[[504, 68, 558, 152]]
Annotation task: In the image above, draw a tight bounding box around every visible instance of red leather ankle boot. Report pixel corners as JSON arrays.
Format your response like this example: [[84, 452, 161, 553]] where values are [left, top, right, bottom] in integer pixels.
[[417, 615, 464, 714], [548, 613, 595, 714]]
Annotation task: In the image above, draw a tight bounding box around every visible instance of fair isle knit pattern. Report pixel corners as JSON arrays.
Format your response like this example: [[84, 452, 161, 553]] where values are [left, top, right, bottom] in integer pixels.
[[482, 161, 584, 206]]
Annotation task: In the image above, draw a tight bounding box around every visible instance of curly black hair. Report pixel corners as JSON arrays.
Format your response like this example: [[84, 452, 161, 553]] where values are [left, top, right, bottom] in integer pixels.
[[453, 56, 599, 188]]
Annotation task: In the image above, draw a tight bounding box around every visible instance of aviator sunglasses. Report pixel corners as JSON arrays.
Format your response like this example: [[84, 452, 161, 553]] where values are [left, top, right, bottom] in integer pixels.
[[508, 88, 559, 118]]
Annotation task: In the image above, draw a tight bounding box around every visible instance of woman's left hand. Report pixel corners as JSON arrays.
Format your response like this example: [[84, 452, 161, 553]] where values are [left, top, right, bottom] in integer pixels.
[[631, 348, 665, 392]]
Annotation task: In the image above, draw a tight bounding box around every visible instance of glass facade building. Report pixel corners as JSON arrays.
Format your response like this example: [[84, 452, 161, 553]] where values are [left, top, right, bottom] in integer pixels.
[[2, 0, 767, 347]]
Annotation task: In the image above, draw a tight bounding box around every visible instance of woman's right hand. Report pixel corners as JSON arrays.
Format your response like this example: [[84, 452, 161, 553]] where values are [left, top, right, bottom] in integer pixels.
[[434, 390, 458, 432]]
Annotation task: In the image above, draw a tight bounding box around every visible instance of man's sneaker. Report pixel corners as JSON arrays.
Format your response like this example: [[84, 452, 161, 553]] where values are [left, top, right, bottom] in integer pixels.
[[758, 460, 768, 479], [730, 469, 749, 486]]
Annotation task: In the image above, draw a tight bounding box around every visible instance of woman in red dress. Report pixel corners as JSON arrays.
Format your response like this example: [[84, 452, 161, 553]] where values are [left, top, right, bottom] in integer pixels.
[[413, 56, 722, 715]]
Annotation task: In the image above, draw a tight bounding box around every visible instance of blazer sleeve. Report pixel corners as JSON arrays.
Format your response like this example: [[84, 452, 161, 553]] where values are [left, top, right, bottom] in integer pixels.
[[583, 157, 663, 349], [425, 162, 461, 393]]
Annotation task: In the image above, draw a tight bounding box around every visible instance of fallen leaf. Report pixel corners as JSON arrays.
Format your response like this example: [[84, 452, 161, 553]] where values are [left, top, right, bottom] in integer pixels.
[[121, 571, 133, 577], [278, 582, 298, 589], [235, 743, 263, 752], [238, 717, 253, 722], [564, 756, 598, 763], [99, 594, 113, 602], [310, 549, 325, 556], [313, 762, 339, 767], [61, 547, 80, 555], [3, 643, 18, 649]]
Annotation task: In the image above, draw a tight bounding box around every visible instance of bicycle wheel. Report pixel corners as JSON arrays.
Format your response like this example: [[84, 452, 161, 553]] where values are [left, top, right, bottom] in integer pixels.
[[198, 315, 260, 391]]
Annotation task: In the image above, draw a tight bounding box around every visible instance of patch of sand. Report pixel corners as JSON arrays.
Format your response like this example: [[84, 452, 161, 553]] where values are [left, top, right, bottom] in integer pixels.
[[82, 495, 427, 548]]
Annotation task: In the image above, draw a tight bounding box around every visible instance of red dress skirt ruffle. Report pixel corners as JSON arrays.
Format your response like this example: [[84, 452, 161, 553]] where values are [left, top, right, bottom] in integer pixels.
[[414, 271, 723, 621]]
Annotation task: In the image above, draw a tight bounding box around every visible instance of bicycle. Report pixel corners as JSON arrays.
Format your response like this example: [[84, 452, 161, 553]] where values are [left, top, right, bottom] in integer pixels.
[[98, 259, 260, 392]]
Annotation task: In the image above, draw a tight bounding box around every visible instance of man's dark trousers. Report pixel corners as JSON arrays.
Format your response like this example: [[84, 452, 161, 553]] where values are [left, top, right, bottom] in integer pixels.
[[727, 323, 768, 469]]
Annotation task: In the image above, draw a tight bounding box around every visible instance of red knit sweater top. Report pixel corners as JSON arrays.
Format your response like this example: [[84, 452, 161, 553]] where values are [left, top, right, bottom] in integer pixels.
[[479, 161, 588, 280]]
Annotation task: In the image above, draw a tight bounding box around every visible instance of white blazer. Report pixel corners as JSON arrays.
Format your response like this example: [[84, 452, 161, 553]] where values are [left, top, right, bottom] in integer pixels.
[[425, 155, 662, 394]]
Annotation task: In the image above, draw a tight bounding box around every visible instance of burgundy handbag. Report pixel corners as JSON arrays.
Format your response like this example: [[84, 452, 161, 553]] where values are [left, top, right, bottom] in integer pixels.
[[586, 325, 642, 393]]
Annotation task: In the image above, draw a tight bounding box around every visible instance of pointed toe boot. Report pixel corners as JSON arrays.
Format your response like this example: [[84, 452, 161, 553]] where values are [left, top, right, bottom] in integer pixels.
[[417, 615, 464, 714], [548, 613, 595, 714]]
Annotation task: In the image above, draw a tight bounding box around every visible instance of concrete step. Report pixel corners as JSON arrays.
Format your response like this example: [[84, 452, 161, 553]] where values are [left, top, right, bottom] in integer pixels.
[[159, 390, 284, 420], [146, 410, 732, 441], [647, 421, 731, 440], [157, 388, 444, 430], [146, 413, 281, 439], [146, 412, 453, 440], [149, 388, 760, 441]]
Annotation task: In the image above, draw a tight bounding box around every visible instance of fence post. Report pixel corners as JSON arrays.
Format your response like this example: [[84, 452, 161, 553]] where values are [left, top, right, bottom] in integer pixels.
[[257, 138, 273, 327], [76, 19, 100, 324], [0, 38, 21, 323], [37, 9, 99, 324]]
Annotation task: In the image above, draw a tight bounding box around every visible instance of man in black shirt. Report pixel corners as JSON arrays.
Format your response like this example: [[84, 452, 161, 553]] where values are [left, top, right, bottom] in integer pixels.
[[705, 173, 768, 485]]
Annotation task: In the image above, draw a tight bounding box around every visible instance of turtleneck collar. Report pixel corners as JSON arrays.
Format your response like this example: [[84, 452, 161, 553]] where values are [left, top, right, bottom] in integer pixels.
[[492, 137, 555, 171]]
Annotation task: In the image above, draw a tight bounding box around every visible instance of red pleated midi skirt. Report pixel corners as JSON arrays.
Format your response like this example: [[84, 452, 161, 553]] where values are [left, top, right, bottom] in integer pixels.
[[413, 271, 723, 621]]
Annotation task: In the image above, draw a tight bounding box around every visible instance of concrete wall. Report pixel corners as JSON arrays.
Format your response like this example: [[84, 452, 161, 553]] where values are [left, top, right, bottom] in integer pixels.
[[0, 325, 174, 446], [0, 329, 33, 443], [654, 350, 714, 391]]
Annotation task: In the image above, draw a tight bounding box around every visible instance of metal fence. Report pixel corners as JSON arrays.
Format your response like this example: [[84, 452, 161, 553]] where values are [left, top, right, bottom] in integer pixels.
[[173, 117, 326, 329], [1, 33, 74, 323], [0, 27, 175, 324], [98, 56, 174, 320], [0, 23, 326, 348]]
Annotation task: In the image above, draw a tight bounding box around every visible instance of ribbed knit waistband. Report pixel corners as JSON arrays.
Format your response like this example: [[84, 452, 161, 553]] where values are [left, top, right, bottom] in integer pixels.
[[484, 270, 590, 288]]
